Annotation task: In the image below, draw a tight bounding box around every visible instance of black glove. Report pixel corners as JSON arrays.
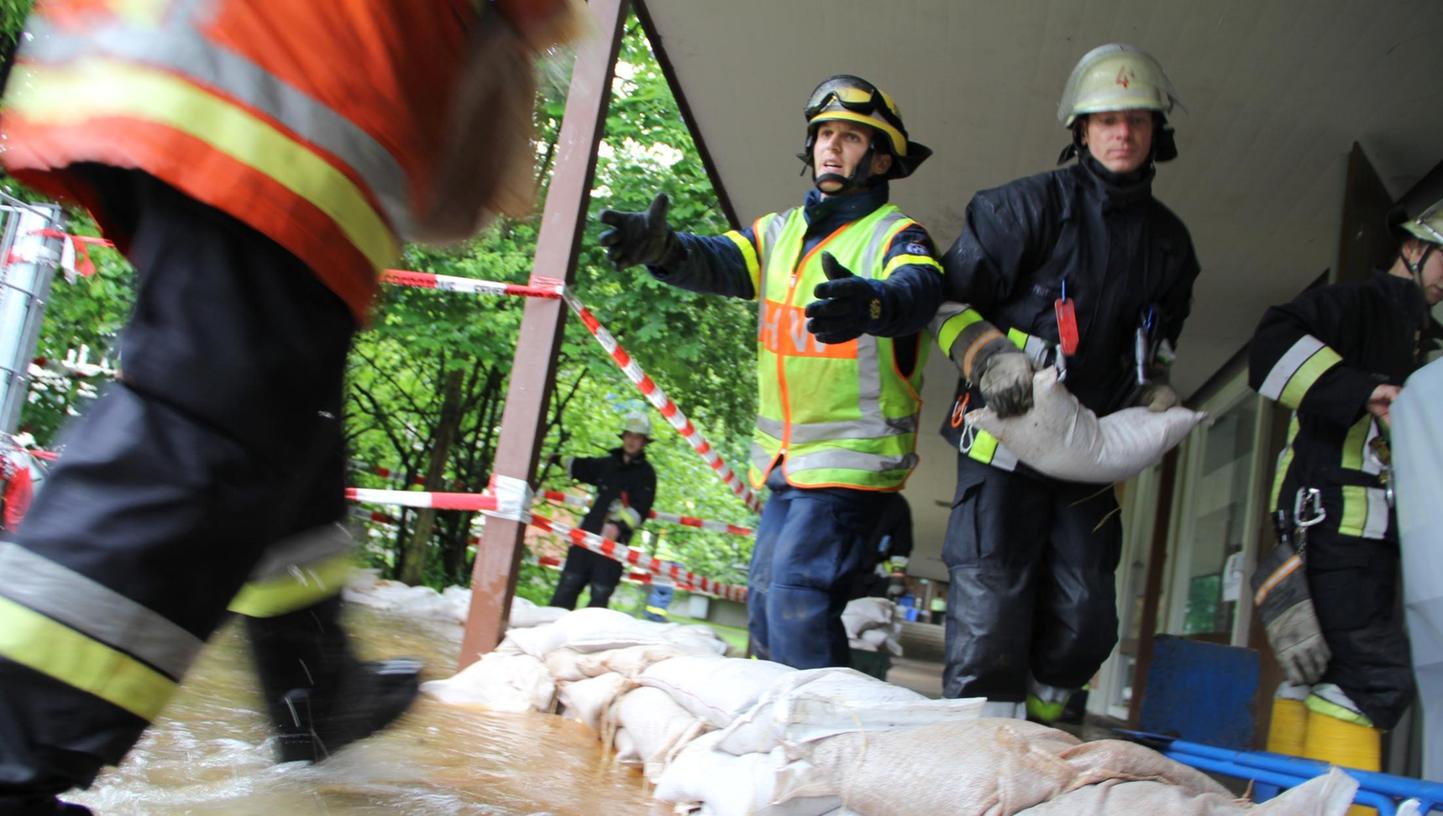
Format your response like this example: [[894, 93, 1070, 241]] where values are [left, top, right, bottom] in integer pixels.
[[804, 252, 888, 344], [973, 340, 1035, 418], [597, 193, 681, 269]]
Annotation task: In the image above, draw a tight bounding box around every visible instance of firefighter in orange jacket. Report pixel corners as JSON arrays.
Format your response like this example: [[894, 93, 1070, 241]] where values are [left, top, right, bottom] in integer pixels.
[[0, 2, 579, 812]]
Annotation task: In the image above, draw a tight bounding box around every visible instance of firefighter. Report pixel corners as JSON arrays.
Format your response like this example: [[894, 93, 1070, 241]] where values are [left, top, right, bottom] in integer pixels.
[[933, 44, 1200, 719], [549, 411, 658, 610], [1248, 159, 1442, 779], [0, 2, 580, 812], [596, 74, 943, 668]]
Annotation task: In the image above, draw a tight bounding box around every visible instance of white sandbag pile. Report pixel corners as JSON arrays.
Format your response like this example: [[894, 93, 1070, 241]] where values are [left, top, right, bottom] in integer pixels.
[[968, 367, 1205, 484], [842, 597, 902, 656], [417, 607, 1358, 815]]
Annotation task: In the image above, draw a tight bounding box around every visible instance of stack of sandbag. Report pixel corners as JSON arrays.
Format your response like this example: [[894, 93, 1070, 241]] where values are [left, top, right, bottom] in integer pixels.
[[655, 667, 986, 816], [344, 570, 570, 629], [343, 568, 471, 623], [968, 367, 1205, 484], [608, 655, 793, 783], [420, 608, 728, 716], [842, 597, 902, 657], [770, 717, 1358, 816]]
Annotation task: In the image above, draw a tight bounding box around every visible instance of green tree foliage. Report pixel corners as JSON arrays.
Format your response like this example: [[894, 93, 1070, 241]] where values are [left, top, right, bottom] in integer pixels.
[[4, 10, 760, 596]]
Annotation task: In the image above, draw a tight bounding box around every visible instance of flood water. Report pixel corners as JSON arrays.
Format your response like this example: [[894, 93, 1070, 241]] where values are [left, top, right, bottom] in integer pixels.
[[67, 606, 667, 815]]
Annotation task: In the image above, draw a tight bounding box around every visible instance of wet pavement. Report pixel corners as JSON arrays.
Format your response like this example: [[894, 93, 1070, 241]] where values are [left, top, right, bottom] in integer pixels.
[[66, 605, 666, 815]]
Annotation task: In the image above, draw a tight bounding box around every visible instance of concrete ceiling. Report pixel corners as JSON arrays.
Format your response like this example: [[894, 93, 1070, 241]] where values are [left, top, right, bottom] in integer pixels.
[[639, 0, 1443, 578]]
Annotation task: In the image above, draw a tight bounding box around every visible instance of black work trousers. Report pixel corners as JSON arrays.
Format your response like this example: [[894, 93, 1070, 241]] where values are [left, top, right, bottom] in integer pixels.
[[1306, 528, 1414, 730], [0, 168, 357, 802], [942, 455, 1123, 701], [550, 543, 624, 610]]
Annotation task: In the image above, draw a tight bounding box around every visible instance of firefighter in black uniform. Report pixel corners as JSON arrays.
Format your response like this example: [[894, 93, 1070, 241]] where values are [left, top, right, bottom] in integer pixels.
[[1247, 160, 1443, 771], [932, 44, 1200, 720], [549, 412, 658, 610]]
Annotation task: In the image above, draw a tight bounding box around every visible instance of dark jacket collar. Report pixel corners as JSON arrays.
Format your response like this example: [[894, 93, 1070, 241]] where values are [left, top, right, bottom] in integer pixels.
[[610, 445, 648, 466], [802, 182, 891, 231], [1075, 152, 1155, 212]]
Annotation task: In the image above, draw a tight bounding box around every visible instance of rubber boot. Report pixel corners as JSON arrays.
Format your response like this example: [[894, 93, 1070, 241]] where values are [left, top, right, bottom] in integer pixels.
[[1266, 681, 1310, 757], [1302, 685, 1380, 816], [245, 596, 421, 763], [978, 700, 1027, 719], [1026, 677, 1073, 725]]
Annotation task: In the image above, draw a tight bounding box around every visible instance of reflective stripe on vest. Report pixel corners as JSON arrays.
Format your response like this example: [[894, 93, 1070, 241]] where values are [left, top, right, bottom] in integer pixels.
[[228, 524, 355, 618], [7, 12, 402, 273], [20, 15, 415, 239], [0, 542, 197, 719], [749, 204, 926, 489]]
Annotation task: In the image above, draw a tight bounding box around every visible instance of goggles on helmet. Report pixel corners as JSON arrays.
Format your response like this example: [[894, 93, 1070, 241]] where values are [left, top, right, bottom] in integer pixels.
[[804, 77, 907, 148]]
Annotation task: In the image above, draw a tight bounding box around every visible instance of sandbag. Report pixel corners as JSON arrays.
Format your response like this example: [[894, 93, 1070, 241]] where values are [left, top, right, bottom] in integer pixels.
[[574, 643, 692, 680], [418, 651, 555, 713], [544, 647, 589, 682], [556, 671, 631, 734], [612, 686, 709, 781], [653, 732, 842, 816], [1014, 768, 1358, 816], [508, 595, 568, 628], [640, 656, 796, 729], [968, 367, 1204, 484], [505, 607, 726, 659], [343, 571, 466, 623], [775, 718, 1240, 816], [716, 668, 983, 755]]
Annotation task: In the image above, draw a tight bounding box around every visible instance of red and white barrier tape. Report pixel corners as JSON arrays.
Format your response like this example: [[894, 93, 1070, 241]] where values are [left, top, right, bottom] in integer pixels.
[[524, 508, 746, 602], [535, 554, 708, 595], [346, 487, 746, 600], [559, 289, 762, 513], [539, 489, 752, 536], [345, 486, 498, 512], [381, 269, 563, 300]]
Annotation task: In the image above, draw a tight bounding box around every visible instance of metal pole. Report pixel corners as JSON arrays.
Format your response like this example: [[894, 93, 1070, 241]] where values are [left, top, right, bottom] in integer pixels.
[[0, 203, 64, 434], [459, 0, 629, 667]]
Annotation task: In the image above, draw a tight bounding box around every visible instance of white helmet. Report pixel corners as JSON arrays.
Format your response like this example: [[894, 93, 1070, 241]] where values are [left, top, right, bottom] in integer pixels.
[[622, 411, 652, 437], [1058, 44, 1181, 128]]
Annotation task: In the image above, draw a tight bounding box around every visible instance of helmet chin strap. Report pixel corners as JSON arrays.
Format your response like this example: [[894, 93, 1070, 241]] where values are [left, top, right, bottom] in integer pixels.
[[812, 142, 878, 195], [1401, 243, 1436, 291]]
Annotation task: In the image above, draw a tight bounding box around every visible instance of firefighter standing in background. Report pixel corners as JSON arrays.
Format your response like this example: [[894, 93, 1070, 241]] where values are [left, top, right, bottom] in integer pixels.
[[0, 2, 580, 813], [932, 44, 1200, 720], [549, 411, 658, 610], [1248, 160, 1443, 780], [596, 75, 943, 669]]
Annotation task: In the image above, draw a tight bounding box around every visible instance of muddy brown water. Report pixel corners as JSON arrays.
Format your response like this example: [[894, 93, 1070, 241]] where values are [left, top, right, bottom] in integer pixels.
[[67, 605, 669, 815]]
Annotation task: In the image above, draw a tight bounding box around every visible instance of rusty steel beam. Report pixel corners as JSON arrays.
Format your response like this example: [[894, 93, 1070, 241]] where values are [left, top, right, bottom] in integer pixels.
[[460, 0, 629, 667]]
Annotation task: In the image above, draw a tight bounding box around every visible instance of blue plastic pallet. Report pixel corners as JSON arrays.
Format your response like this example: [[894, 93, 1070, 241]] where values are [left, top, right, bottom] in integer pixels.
[[1118, 730, 1443, 816]]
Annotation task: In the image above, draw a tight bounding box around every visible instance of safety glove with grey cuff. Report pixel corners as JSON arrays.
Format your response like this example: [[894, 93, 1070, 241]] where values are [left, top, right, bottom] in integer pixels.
[[597, 192, 683, 270], [973, 340, 1036, 418], [1252, 541, 1330, 686], [804, 252, 890, 344]]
